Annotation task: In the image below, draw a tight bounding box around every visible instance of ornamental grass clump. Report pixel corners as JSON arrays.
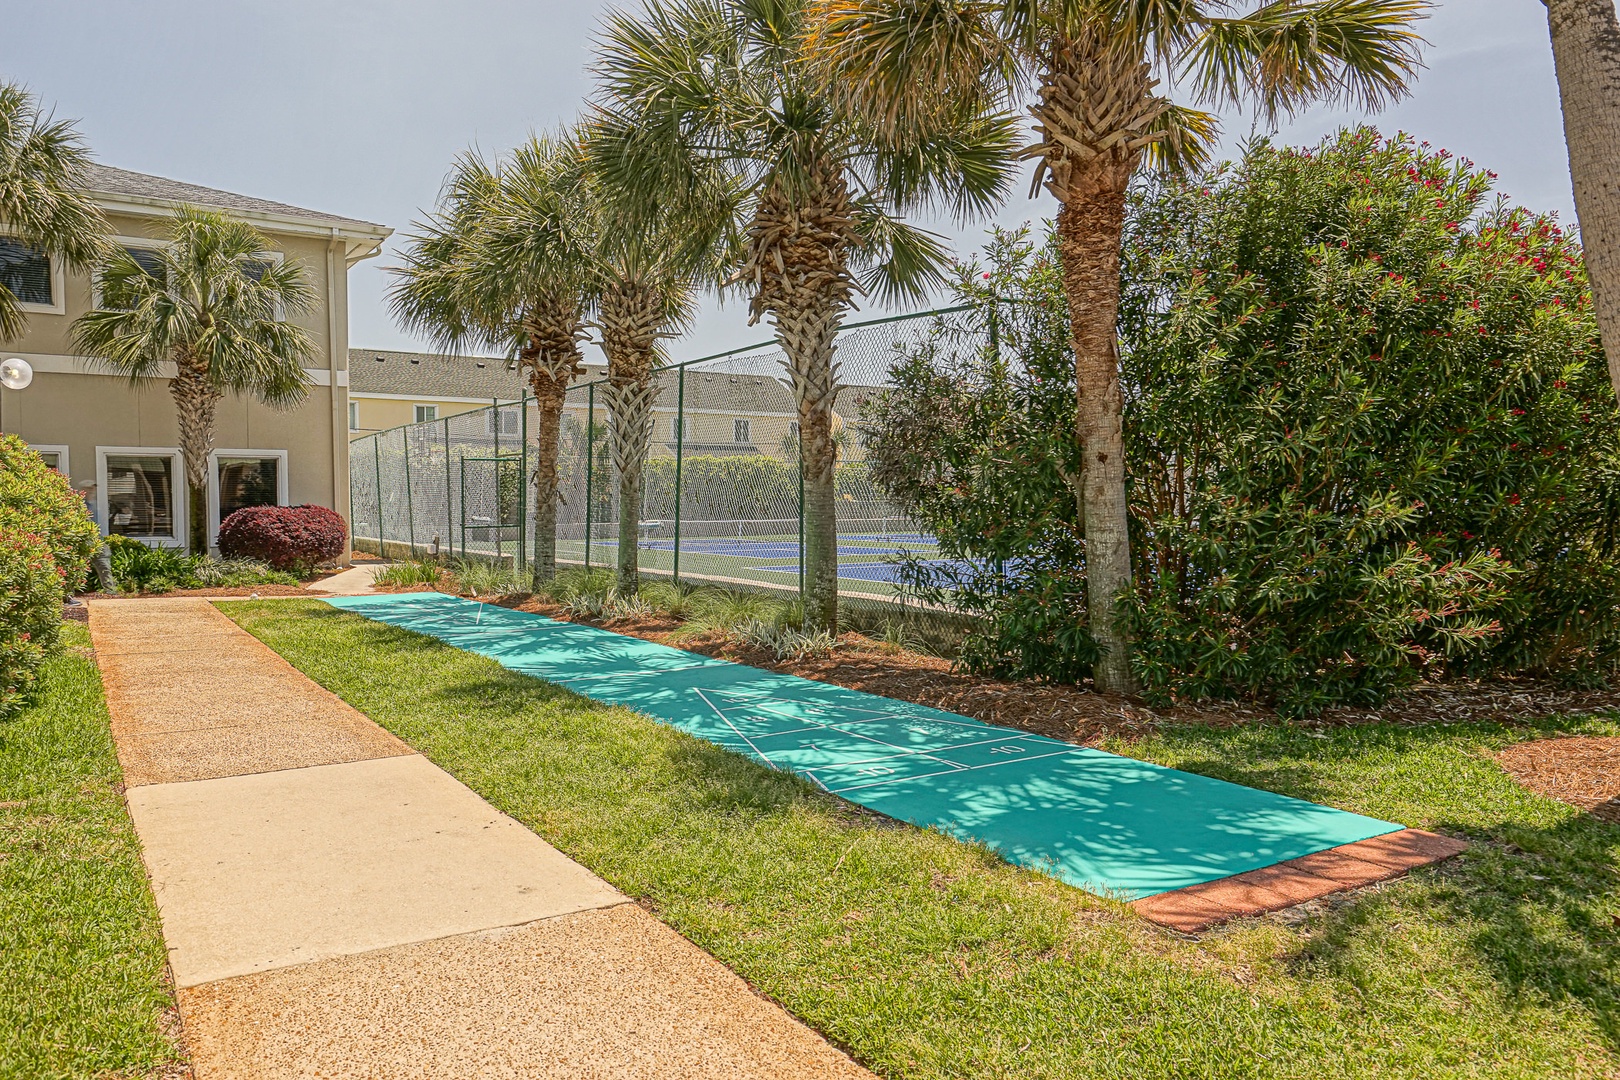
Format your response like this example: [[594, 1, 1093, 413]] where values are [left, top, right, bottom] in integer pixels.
[[864, 128, 1620, 716]]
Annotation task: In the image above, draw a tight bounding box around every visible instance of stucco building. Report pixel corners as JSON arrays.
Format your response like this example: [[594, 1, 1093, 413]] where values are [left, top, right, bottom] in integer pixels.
[[0, 165, 390, 549]]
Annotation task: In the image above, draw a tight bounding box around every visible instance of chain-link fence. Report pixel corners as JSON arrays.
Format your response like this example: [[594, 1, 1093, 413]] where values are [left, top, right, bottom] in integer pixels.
[[350, 305, 993, 643]]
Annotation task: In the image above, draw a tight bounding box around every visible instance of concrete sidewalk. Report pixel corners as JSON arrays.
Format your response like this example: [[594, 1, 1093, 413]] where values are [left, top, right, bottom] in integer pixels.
[[91, 598, 871, 1079]]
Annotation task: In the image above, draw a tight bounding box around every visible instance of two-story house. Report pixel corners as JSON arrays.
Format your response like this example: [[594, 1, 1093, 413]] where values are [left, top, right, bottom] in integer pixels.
[[0, 164, 391, 550]]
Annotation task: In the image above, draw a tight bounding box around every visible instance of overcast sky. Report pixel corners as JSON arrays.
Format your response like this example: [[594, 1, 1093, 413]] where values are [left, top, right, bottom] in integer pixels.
[[0, 0, 1586, 360]]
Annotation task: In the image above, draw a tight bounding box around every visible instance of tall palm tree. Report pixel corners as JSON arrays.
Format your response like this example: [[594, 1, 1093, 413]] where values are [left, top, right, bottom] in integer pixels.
[[811, 0, 1428, 690], [390, 135, 595, 581], [581, 124, 733, 595], [0, 81, 109, 342], [592, 0, 1019, 631], [72, 205, 317, 552], [1544, 0, 1620, 405]]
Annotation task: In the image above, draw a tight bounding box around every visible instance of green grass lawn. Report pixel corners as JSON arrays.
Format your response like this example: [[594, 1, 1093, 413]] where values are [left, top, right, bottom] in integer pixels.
[[0, 625, 182, 1080], [229, 599, 1620, 1079]]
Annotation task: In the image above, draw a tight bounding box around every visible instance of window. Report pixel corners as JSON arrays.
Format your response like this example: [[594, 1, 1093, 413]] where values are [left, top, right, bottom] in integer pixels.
[[788, 421, 800, 439], [211, 452, 285, 541], [414, 404, 438, 423], [670, 415, 694, 440], [487, 408, 519, 436], [126, 246, 167, 282], [99, 449, 183, 543], [28, 444, 70, 478], [0, 238, 56, 308], [349, 401, 360, 431], [733, 418, 751, 444]]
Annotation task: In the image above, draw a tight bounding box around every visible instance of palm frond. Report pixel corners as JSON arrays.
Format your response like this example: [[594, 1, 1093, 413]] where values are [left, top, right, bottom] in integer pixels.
[[806, 0, 1020, 132], [1141, 101, 1221, 174], [849, 204, 951, 306], [1186, 0, 1430, 124]]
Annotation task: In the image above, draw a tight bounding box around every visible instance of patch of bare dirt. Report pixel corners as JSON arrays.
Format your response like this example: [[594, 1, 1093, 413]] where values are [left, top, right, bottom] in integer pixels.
[[1495, 737, 1620, 823], [446, 590, 1620, 745]]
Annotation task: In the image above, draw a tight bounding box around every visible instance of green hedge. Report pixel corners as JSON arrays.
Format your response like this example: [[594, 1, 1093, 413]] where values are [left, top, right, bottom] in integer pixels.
[[0, 436, 99, 721]]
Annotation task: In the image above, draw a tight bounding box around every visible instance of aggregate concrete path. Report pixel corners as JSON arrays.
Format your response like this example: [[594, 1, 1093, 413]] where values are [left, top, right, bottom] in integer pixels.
[[89, 598, 873, 1079]]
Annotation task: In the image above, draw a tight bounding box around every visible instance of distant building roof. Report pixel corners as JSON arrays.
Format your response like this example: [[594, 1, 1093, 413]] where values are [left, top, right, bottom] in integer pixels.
[[85, 163, 388, 234], [349, 347, 873, 414], [348, 348, 606, 399]]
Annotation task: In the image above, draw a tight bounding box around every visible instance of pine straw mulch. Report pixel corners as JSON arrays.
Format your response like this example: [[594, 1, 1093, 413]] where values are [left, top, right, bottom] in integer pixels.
[[1494, 737, 1620, 823], [464, 592, 1620, 747]]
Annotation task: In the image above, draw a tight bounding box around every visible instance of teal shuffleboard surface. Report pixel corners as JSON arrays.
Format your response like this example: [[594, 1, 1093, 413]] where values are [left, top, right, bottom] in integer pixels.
[[324, 593, 1402, 900]]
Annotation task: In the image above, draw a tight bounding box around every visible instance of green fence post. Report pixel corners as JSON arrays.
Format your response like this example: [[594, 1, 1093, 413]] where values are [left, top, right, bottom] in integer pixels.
[[459, 457, 467, 561], [444, 417, 454, 559], [519, 393, 528, 573], [403, 430, 416, 558], [673, 367, 684, 585], [374, 434, 386, 560], [491, 399, 501, 565], [585, 383, 595, 572]]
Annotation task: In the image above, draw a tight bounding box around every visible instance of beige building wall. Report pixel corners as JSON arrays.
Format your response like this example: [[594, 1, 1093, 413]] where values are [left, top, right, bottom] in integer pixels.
[[2, 204, 384, 550], [349, 395, 515, 438]]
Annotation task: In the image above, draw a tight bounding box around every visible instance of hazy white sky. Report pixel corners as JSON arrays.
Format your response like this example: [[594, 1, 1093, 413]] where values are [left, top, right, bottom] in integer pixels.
[[0, 0, 1586, 359]]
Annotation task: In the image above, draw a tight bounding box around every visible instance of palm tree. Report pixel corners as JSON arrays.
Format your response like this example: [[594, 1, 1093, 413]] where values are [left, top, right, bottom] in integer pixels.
[[72, 205, 317, 552], [0, 81, 109, 342], [581, 124, 733, 595], [390, 135, 594, 581], [811, 0, 1428, 691], [592, 0, 1018, 631], [1544, 0, 1620, 405]]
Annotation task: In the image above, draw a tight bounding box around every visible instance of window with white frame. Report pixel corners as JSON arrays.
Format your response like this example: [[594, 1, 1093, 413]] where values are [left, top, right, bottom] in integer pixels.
[[733, 418, 751, 444], [414, 404, 438, 423], [670, 414, 694, 440], [28, 444, 70, 478], [0, 238, 60, 310], [99, 449, 183, 543], [349, 401, 360, 431], [210, 450, 287, 540], [96, 243, 167, 309]]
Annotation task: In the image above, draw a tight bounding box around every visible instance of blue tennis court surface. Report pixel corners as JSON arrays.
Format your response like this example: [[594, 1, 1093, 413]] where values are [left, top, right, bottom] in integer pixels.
[[324, 593, 1404, 900], [599, 537, 934, 559], [754, 559, 972, 584]]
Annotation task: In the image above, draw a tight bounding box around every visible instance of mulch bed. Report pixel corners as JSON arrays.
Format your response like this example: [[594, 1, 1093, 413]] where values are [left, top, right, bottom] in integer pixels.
[[1495, 737, 1620, 823], [464, 592, 1620, 745], [75, 584, 319, 600]]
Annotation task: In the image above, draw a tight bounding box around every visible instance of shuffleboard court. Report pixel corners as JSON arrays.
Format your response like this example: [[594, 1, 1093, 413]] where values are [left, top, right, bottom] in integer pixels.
[[323, 592, 1403, 900]]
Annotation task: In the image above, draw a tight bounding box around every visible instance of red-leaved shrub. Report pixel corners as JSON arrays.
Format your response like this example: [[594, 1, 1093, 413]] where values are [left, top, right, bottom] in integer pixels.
[[217, 504, 347, 573]]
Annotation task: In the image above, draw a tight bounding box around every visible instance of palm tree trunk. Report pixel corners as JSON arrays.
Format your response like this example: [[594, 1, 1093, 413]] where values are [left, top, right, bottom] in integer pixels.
[[530, 383, 564, 580], [171, 356, 219, 554], [1547, 0, 1620, 404], [1056, 182, 1136, 695], [599, 279, 665, 597], [776, 298, 843, 633], [523, 305, 587, 581], [602, 380, 658, 595], [745, 165, 859, 634], [1029, 33, 1162, 695]]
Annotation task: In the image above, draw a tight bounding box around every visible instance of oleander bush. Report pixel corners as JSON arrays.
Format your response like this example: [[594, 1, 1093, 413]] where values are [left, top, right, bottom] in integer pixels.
[[864, 128, 1620, 715], [0, 435, 98, 596], [217, 504, 346, 574], [0, 531, 64, 721]]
